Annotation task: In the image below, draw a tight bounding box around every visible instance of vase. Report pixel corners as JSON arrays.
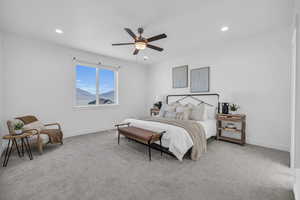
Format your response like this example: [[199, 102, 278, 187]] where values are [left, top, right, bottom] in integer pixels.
[[230, 111, 238, 115], [15, 129, 22, 134]]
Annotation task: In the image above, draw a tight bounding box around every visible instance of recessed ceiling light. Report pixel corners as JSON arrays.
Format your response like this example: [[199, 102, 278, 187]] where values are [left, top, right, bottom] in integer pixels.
[[55, 29, 64, 34], [143, 56, 149, 60], [221, 26, 229, 32]]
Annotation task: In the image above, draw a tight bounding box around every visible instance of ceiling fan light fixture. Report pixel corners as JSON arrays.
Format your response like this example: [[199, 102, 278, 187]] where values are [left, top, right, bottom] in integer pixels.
[[135, 41, 146, 50]]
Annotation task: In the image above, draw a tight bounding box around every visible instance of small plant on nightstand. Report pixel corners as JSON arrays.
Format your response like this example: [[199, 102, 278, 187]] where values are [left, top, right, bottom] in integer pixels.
[[14, 121, 24, 134], [229, 104, 240, 114]]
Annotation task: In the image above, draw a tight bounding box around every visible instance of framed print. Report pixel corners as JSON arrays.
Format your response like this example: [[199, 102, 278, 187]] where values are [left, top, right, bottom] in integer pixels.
[[190, 67, 210, 93], [172, 65, 188, 88]]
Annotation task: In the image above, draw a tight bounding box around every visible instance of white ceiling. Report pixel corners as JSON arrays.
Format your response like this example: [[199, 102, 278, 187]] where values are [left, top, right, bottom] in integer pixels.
[[0, 0, 293, 64]]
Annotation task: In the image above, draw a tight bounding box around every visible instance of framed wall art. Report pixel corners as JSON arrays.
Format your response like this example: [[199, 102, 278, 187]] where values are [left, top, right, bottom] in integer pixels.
[[190, 67, 210, 93]]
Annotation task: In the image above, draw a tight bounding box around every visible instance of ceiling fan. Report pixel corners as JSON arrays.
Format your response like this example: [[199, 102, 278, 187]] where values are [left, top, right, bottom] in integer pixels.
[[112, 27, 167, 55]]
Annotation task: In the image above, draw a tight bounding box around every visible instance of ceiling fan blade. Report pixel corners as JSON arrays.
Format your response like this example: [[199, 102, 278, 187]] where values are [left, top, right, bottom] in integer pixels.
[[124, 28, 137, 40], [133, 49, 139, 55], [112, 43, 134, 46], [147, 44, 163, 51], [147, 34, 167, 42]]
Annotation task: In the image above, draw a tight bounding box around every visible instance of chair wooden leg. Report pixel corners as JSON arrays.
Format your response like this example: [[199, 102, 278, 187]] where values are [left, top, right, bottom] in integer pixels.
[[37, 137, 43, 154], [37, 142, 43, 154]]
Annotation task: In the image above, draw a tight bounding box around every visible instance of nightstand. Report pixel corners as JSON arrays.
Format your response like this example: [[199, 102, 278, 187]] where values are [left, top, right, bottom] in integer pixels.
[[150, 108, 160, 116], [216, 114, 246, 145]]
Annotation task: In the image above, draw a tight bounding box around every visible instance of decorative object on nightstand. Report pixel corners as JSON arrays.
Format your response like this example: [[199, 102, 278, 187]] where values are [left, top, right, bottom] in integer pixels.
[[221, 102, 230, 114], [229, 103, 240, 115], [216, 114, 246, 145], [150, 108, 160, 116], [153, 101, 162, 110]]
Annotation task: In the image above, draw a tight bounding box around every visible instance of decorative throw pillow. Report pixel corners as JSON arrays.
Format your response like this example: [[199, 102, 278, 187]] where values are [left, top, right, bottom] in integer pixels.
[[164, 111, 177, 119], [23, 120, 46, 132], [175, 112, 184, 120], [176, 105, 191, 120], [169, 101, 182, 107], [188, 103, 208, 121], [158, 103, 177, 117]]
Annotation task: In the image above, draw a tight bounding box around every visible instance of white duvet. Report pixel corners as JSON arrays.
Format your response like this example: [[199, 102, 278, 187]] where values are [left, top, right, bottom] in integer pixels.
[[123, 118, 216, 161]]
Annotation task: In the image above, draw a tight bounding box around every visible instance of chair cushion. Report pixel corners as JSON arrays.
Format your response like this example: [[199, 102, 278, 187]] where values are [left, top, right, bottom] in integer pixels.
[[27, 134, 49, 144], [40, 129, 63, 143]]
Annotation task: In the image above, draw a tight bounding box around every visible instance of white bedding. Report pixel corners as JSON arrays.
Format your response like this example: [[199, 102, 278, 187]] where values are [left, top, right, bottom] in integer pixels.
[[122, 118, 216, 161], [197, 120, 216, 139]]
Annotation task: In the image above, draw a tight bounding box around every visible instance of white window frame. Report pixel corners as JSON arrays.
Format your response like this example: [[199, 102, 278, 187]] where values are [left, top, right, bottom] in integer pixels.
[[73, 61, 119, 109]]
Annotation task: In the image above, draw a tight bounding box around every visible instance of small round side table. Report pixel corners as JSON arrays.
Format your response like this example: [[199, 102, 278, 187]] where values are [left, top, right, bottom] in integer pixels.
[[2, 130, 37, 167]]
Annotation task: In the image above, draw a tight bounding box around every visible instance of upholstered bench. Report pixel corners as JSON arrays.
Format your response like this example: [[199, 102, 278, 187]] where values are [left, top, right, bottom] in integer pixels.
[[115, 123, 165, 161]]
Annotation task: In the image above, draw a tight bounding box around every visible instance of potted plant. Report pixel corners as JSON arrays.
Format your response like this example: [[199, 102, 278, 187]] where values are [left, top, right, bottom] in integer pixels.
[[229, 103, 240, 114], [14, 121, 24, 134]]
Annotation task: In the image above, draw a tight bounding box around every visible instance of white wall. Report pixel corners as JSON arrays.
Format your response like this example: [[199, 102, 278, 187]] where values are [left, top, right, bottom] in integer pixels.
[[147, 29, 291, 151], [2, 33, 148, 138], [0, 31, 4, 152]]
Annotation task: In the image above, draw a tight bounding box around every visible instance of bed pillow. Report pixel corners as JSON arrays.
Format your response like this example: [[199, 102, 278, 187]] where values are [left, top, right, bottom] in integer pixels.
[[164, 111, 184, 120], [188, 103, 208, 121], [158, 103, 176, 117], [164, 111, 177, 119], [175, 105, 191, 120], [169, 101, 182, 107]]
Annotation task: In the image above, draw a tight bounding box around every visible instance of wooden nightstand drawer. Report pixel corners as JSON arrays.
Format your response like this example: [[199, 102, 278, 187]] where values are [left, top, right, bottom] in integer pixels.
[[216, 114, 246, 145], [217, 114, 245, 121]]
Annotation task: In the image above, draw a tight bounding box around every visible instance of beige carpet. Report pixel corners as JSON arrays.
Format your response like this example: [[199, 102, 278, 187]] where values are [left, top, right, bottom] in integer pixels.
[[0, 130, 293, 200]]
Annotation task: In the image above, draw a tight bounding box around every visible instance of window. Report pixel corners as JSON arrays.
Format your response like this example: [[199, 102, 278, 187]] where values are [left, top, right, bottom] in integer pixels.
[[75, 64, 117, 106]]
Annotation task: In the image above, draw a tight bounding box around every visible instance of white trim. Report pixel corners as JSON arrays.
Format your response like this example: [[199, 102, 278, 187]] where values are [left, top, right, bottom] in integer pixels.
[[63, 128, 116, 139], [294, 185, 298, 200], [294, 169, 300, 200], [291, 25, 297, 168], [247, 138, 289, 152], [72, 104, 120, 110], [73, 58, 120, 71], [96, 68, 100, 105]]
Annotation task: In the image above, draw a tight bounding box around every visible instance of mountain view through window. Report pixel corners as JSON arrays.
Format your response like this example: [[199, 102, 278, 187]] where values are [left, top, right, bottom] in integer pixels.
[[76, 65, 116, 106]]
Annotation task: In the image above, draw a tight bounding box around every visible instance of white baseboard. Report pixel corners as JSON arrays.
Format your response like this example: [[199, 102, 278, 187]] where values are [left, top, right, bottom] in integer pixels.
[[63, 128, 116, 139], [246, 138, 289, 152], [294, 169, 300, 200]]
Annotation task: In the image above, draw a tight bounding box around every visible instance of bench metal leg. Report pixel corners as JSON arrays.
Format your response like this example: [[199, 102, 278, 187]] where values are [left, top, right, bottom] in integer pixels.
[[159, 137, 163, 156], [148, 142, 151, 161], [118, 131, 120, 144]]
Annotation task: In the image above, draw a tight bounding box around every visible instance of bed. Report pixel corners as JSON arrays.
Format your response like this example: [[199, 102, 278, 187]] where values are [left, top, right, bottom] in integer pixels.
[[123, 93, 220, 161]]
